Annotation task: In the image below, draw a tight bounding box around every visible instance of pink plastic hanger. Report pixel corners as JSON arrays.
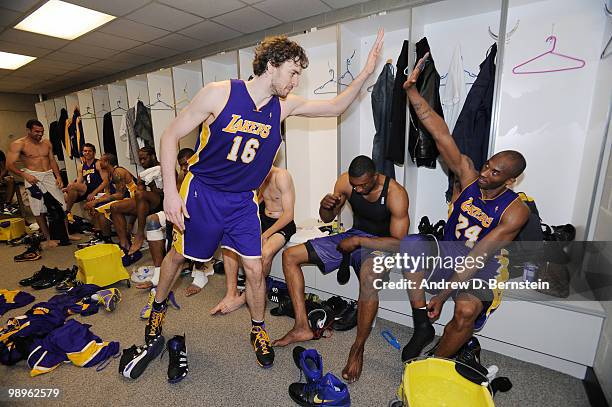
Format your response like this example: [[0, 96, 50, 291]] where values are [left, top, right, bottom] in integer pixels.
[[512, 35, 586, 74]]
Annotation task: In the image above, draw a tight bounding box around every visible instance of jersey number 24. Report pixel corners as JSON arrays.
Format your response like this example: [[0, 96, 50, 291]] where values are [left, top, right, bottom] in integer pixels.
[[455, 214, 482, 247], [227, 136, 259, 163]]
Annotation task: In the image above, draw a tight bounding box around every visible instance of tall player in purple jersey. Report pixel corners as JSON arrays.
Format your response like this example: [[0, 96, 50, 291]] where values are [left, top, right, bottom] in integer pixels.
[[396, 54, 530, 362], [142, 30, 384, 371]]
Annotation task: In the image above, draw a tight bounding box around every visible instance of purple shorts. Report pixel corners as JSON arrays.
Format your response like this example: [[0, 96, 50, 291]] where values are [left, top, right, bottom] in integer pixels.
[[305, 229, 375, 275], [173, 174, 261, 261]]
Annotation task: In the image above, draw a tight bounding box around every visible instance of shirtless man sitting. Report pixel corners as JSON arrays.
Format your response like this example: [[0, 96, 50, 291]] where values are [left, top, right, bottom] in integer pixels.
[[6, 119, 73, 247], [210, 165, 296, 315]]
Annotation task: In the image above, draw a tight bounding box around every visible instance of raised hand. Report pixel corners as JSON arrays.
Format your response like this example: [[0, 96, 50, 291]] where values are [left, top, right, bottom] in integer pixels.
[[403, 52, 430, 90], [362, 28, 384, 76]]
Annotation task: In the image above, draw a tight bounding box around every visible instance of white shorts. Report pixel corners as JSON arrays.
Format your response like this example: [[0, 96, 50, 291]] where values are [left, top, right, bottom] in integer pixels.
[[23, 169, 66, 216]]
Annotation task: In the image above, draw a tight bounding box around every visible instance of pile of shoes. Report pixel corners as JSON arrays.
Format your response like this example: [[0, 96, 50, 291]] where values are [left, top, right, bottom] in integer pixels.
[[55, 266, 82, 291], [19, 266, 76, 290], [77, 232, 112, 249], [1, 203, 19, 216], [289, 346, 350, 407], [118, 334, 188, 383]]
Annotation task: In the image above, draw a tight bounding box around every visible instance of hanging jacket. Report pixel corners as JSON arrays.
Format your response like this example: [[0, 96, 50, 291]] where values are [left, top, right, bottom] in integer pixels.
[[371, 63, 396, 178], [49, 121, 64, 160], [386, 40, 409, 164], [442, 44, 467, 133], [57, 108, 68, 159], [120, 107, 138, 164], [102, 111, 117, 156], [134, 101, 154, 148], [408, 38, 444, 169], [65, 108, 85, 159], [447, 43, 497, 200]]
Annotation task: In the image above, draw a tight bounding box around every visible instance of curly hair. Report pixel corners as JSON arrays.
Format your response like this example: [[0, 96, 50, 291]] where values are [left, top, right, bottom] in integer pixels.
[[252, 35, 309, 76]]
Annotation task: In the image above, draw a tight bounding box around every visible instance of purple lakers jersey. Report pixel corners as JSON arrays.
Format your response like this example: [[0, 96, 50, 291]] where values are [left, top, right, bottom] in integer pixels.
[[443, 179, 519, 244], [188, 79, 282, 192]]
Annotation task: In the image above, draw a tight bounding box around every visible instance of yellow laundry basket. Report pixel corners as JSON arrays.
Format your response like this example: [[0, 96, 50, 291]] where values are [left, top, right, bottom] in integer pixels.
[[0, 217, 26, 241], [394, 358, 495, 407], [74, 244, 130, 287]]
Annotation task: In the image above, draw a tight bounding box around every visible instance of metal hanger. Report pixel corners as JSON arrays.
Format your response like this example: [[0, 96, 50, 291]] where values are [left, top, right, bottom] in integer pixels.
[[81, 105, 95, 118], [367, 59, 395, 92], [601, 2, 612, 59], [146, 91, 175, 111], [110, 99, 127, 116], [339, 49, 356, 87], [489, 20, 520, 43], [313, 63, 337, 95]]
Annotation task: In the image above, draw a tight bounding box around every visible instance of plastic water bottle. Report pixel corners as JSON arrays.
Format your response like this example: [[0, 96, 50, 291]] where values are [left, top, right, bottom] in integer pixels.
[[522, 262, 537, 283]]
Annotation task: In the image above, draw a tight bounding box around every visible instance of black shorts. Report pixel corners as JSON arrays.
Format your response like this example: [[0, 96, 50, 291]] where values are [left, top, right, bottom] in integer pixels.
[[151, 191, 164, 214], [260, 211, 296, 243]]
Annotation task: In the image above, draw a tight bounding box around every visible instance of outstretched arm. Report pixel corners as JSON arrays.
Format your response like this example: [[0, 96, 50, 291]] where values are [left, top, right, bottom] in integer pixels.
[[282, 29, 384, 119], [404, 54, 478, 187]]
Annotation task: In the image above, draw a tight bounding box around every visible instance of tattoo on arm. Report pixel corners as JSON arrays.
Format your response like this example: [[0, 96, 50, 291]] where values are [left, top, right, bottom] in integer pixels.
[[413, 101, 432, 121]]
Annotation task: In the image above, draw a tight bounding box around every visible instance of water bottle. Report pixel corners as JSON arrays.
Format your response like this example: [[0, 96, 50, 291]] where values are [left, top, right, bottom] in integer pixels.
[[522, 262, 537, 283]]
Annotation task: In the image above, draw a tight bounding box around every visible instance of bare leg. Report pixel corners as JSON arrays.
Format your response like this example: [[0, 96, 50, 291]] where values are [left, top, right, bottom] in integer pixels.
[[35, 214, 59, 248], [243, 256, 266, 321], [65, 183, 86, 213], [129, 190, 161, 255], [150, 240, 165, 267], [210, 249, 245, 315], [434, 293, 482, 358], [110, 199, 136, 250], [343, 258, 380, 383], [4, 177, 15, 204], [154, 247, 185, 303], [272, 244, 313, 346], [261, 234, 286, 277]]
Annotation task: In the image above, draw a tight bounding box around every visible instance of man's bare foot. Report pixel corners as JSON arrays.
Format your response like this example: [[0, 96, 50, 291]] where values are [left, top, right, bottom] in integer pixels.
[[209, 293, 246, 315], [135, 281, 153, 289], [69, 233, 83, 241], [41, 240, 59, 249], [272, 327, 314, 347], [128, 234, 145, 255], [342, 343, 364, 383], [185, 284, 202, 297]]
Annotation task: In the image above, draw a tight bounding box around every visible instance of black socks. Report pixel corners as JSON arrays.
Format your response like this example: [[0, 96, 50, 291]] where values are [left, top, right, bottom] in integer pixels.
[[401, 307, 435, 362]]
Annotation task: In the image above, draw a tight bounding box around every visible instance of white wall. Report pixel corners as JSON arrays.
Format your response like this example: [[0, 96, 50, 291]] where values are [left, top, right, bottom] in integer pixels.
[[172, 61, 203, 150], [202, 51, 238, 86], [495, 0, 607, 230], [106, 82, 136, 173], [91, 86, 110, 155], [147, 69, 176, 157], [238, 47, 255, 79], [77, 89, 101, 154]]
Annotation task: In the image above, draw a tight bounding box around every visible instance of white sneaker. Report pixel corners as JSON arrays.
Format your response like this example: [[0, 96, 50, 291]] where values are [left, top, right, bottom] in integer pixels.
[[131, 265, 156, 283]]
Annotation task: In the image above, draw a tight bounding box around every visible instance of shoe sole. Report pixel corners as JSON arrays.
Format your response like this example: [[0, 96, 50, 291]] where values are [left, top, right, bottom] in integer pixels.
[[288, 390, 349, 407], [15, 255, 42, 262], [168, 373, 187, 384], [106, 292, 120, 312], [122, 336, 165, 379]]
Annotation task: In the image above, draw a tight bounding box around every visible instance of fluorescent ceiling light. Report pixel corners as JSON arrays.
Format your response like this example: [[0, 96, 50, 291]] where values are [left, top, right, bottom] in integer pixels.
[[0, 51, 36, 69], [15, 0, 115, 40]]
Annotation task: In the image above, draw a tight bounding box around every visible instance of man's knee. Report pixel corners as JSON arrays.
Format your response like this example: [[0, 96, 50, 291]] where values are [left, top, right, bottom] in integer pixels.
[[452, 299, 481, 327], [282, 245, 306, 267], [167, 248, 185, 266], [135, 190, 145, 200], [145, 214, 163, 240]]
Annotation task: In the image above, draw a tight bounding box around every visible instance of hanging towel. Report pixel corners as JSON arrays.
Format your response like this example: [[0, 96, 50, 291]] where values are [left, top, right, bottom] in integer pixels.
[[442, 44, 467, 133]]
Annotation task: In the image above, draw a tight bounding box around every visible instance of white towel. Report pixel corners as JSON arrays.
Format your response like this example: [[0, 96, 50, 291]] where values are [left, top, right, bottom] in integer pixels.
[[139, 165, 162, 189], [442, 44, 467, 133]]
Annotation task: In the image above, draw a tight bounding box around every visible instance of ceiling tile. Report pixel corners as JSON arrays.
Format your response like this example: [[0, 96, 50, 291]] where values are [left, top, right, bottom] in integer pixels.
[[127, 43, 179, 58], [61, 42, 120, 59], [15, 63, 72, 76], [321, 0, 366, 8], [99, 18, 170, 42], [212, 6, 281, 34], [109, 51, 156, 64], [150, 33, 204, 52], [179, 20, 241, 44], [0, 39, 50, 57], [0, 0, 39, 13], [77, 31, 143, 51], [254, 0, 330, 22], [24, 58, 75, 71], [44, 51, 100, 65], [64, 0, 151, 17], [0, 7, 21, 26], [95, 58, 138, 71], [157, 0, 245, 19], [73, 64, 113, 75], [0, 29, 70, 50], [125, 3, 203, 32]]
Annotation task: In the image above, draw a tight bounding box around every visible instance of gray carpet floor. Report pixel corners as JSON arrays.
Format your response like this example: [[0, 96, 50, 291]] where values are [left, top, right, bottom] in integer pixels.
[[0, 242, 591, 406]]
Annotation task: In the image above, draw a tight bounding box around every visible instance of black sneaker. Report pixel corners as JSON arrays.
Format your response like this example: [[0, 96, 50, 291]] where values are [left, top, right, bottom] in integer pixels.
[[19, 266, 54, 286], [250, 326, 274, 368], [14, 245, 42, 262], [401, 323, 436, 363], [164, 335, 188, 383], [118, 335, 165, 379], [31, 268, 70, 290], [145, 305, 167, 344], [237, 275, 246, 291], [455, 336, 488, 383], [77, 235, 108, 249], [55, 266, 80, 291]]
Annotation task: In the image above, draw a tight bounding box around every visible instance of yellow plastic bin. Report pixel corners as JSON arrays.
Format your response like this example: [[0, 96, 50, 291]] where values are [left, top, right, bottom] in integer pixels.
[[0, 218, 26, 241], [74, 244, 130, 287], [395, 358, 495, 407]]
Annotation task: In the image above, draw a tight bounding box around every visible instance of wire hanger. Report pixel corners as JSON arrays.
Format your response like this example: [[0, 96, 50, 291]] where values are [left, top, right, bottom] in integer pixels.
[[512, 32, 586, 74], [338, 49, 356, 87], [489, 20, 520, 43], [99, 101, 108, 114], [81, 105, 95, 118], [110, 99, 127, 115], [313, 63, 337, 95], [439, 68, 478, 87], [146, 91, 175, 111], [174, 83, 190, 107]]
